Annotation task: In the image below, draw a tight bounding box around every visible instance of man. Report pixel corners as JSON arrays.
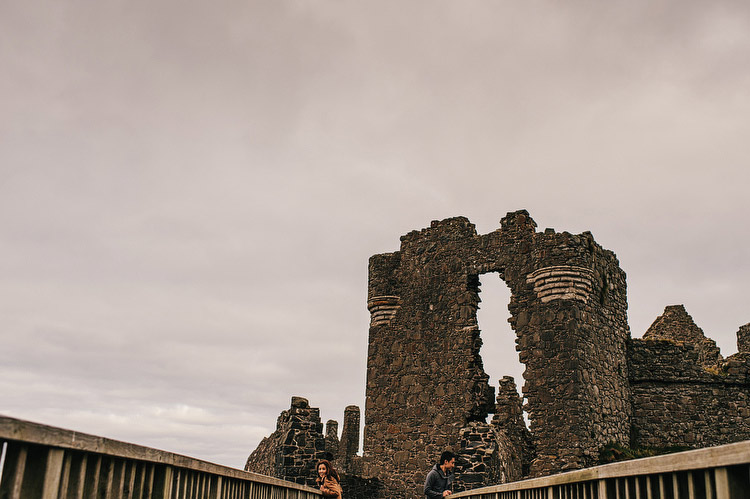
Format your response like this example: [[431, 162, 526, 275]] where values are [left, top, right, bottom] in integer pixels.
[[424, 451, 455, 498]]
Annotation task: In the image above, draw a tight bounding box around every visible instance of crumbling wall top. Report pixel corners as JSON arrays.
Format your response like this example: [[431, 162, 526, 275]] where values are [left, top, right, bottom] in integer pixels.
[[737, 323, 750, 354], [500, 210, 537, 235], [399, 216, 477, 246]]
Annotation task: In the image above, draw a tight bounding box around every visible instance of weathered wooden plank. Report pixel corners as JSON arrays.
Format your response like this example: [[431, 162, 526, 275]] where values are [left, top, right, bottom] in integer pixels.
[[41, 448, 64, 499], [598, 478, 608, 499], [0, 443, 28, 499], [152, 465, 173, 499], [69, 452, 88, 499], [144, 464, 155, 499], [102, 457, 115, 499], [704, 470, 714, 499], [59, 450, 73, 499], [84, 453, 101, 499], [210, 476, 222, 499], [715, 468, 730, 499], [133, 462, 146, 499], [114, 458, 127, 499]]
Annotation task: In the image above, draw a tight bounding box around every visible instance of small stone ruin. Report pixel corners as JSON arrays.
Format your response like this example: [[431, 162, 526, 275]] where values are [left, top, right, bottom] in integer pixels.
[[245, 396, 380, 497]]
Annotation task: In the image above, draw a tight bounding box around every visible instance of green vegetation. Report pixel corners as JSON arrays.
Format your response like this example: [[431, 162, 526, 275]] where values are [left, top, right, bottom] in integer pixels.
[[598, 442, 693, 464], [704, 365, 729, 377]]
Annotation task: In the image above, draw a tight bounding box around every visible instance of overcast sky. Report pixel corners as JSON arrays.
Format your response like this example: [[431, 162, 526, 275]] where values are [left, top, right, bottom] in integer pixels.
[[2, 1, 749, 469]]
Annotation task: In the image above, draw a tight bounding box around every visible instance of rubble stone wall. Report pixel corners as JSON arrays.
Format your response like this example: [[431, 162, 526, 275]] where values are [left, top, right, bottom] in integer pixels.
[[642, 305, 723, 368], [339, 406, 361, 469], [629, 338, 750, 449], [364, 211, 631, 496], [737, 323, 750, 354], [325, 420, 340, 461], [245, 397, 380, 498], [454, 422, 503, 491], [244, 396, 326, 485], [491, 377, 533, 478]]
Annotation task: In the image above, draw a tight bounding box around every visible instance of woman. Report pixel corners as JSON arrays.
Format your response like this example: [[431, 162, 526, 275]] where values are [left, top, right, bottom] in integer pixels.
[[316, 459, 342, 499]]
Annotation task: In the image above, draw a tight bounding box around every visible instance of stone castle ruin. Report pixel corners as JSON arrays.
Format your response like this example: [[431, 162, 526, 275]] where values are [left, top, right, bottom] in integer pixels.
[[245, 211, 750, 498]]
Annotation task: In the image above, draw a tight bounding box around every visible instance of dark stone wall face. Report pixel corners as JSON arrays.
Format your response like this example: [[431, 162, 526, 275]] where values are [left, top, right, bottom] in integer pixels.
[[498, 223, 632, 475], [453, 377, 532, 491], [325, 420, 340, 461], [737, 323, 750, 354], [364, 211, 632, 495], [244, 396, 326, 485], [340, 405, 361, 470], [643, 305, 723, 369], [364, 217, 495, 496], [245, 397, 370, 494], [491, 377, 533, 479], [629, 338, 750, 449], [454, 421, 503, 490]]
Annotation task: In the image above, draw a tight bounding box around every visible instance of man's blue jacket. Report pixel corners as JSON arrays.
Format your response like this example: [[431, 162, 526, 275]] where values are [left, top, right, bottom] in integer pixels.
[[424, 464, 453, 498]]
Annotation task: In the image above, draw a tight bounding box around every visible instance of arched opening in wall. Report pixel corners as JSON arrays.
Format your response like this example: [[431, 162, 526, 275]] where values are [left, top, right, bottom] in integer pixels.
[[476, 273, 528, 424]]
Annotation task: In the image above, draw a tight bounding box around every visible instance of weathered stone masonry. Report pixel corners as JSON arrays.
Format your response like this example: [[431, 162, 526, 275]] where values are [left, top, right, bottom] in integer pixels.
[[363, 211, 631, 496], [629, 305, 750, 449], [244, 397, 381, 498], [244, 396, 327, 484], [246, 211, 750, 499]]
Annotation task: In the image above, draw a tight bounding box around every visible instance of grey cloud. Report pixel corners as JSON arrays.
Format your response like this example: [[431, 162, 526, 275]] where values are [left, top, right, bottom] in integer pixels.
[[1, 0, 749, 468]]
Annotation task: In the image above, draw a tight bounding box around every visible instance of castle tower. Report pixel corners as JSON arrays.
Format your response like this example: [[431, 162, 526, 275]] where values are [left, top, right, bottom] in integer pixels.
[[363, 212, 632, 495]]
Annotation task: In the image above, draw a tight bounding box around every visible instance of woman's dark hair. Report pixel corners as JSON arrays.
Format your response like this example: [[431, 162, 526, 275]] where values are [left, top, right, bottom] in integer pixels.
[[316, 459, 340, 482], [439, 451, 455, 465]]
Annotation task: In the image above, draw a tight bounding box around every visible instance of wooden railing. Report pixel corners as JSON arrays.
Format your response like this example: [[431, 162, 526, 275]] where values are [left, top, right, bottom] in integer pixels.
[[0, 415, 321, 499], [4, 413, 750, 499], [451, 440, 750, 499]]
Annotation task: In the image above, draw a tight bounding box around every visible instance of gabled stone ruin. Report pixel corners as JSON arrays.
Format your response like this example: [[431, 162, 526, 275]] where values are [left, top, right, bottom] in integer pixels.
[[245, 211, 750, 499], [628, 307, 750, 449], [642, 304, 723, 368]]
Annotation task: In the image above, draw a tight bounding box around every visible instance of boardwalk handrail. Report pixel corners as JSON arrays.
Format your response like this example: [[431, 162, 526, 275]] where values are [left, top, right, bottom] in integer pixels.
[[452, 439, 750, 499], [0, 415, 322, 499]]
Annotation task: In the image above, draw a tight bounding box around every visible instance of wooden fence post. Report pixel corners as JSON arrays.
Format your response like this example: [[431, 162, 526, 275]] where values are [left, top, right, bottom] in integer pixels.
[[41, 448, 64, 499]]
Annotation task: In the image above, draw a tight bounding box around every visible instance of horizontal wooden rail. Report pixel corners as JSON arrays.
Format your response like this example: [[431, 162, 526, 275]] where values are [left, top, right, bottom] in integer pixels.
[[0, 415, 321, 499], [4, 414, 749, 498], [452, 439, 750, 499]]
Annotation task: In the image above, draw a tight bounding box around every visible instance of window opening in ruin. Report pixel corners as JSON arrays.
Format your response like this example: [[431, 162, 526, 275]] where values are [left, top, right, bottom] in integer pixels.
[[476, 273, 528, 424]]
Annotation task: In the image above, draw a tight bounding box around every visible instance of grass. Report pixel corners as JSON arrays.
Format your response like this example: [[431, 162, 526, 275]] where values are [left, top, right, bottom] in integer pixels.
[[598, 442, 692, 464]]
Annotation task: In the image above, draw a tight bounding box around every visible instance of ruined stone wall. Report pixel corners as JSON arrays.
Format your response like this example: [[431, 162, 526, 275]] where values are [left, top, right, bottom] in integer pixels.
[[454, 422, 503, 491], [325, 419, 340, 461], [244, 396, 326, 485], [490, 377, 533, 478], [364, 211, 632, 496], [245, 212, 750, 499], [493, 216, 632, 476], [629, 322, 750, 449], [339, 406, 361, 470], [643, 305, 723, 368], [364, 217, 495, 497], [736, 323, 750, 354], [453, 377, 531, 491], [244, 397, 367, 491]]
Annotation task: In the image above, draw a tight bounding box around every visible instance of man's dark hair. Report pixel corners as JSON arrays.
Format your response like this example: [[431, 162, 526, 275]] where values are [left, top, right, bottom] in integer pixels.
[[438, 451, 455, 465]]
